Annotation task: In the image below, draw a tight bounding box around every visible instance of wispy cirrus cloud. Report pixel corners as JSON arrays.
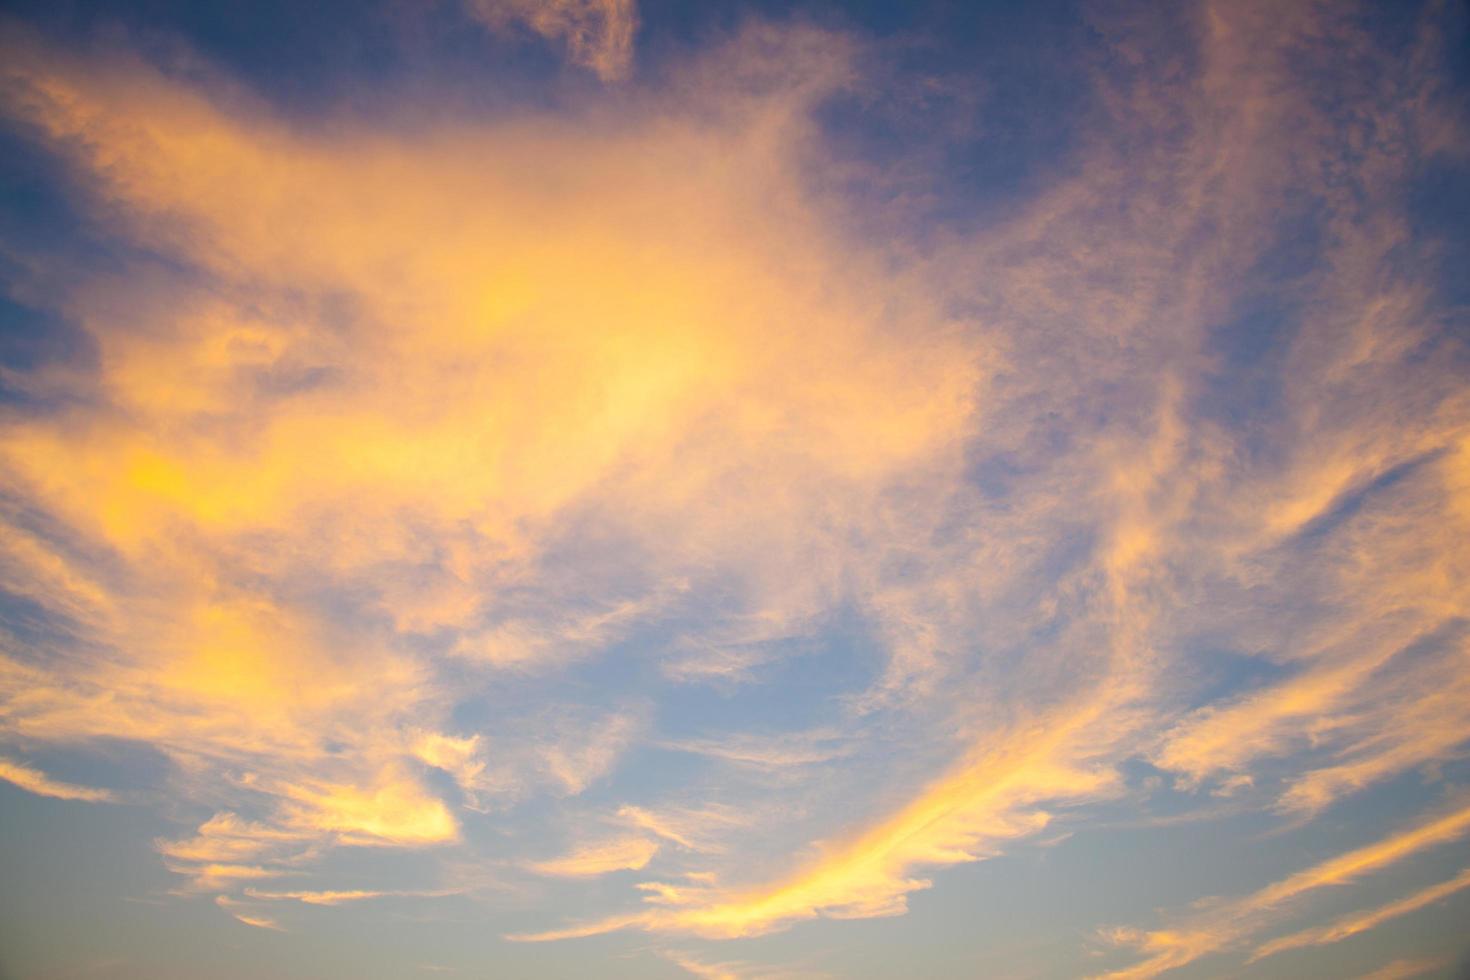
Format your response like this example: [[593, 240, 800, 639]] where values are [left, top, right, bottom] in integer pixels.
[[214, 894, 285, 931], [528, 836, 660, 877], [511, 702, 1123, 940], [465, 0, 638, 81], [1353, 958, 1453, 980], [1098, 798, 1470, 978], [1251, 866, 1470, 963], [0, 0, 1467, 971], [0, 756, 114, 802], [244, 887, 454, 905]]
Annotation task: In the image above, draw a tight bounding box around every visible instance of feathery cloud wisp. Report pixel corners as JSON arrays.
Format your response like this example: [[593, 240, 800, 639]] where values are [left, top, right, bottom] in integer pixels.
[[0, 757, 114, 802]]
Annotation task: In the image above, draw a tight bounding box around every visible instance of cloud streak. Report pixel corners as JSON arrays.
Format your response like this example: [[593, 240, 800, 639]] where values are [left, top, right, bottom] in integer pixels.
[[0, 756, 114, 802], [1251, 866, 1470, 962], [1098, 799, 1470, 978]]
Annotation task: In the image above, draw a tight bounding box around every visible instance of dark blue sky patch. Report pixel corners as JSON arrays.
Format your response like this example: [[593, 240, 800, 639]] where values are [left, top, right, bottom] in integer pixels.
[[1407, 154, 1470, 323], [0, 293, 96, 386], [805, 0, 1096, 237], [1289, 447, 1445, 547]]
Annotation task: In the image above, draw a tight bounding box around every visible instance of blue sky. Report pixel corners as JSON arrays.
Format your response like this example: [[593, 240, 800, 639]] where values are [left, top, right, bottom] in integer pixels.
[[2, 1, 1469, 978]]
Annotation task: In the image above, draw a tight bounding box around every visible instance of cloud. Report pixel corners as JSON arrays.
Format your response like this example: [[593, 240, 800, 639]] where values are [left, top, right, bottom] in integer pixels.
[[411, 732, 490, 809], [1250, 866, 1470, 963], [1098, 799, 1470, 978], [618, 805, 746, 853], [661, 950, 742, 980], [244, 888, 387, 904], [513, 700, 1122, 939], [215, 895, 285, 931], [1352, 959, 1451, 980], [660, 730, 853, 771], [537, 710, 644, 796], [0, 756, 114, 802], [0, 0, 1467, 963], [528, 836, 660, 877], [172, 864, 294, 895], [0, 18, 975, 916], [658, 948, 827, 980], [244, 887, 451, 905], [277, 770, 460, 846], [464, 0, 638, 81], [153, 811, 320, 884]]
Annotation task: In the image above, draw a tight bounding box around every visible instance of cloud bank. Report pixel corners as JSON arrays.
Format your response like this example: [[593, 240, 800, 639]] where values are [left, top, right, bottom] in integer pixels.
[[1, 0, 1468, 975]]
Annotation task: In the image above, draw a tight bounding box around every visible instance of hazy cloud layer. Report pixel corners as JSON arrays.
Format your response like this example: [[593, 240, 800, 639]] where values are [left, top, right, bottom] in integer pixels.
[[1, 0, 1468, 976]]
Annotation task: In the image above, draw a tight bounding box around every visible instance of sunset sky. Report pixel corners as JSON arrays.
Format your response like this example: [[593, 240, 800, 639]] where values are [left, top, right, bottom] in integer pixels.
[[2, 0, 1469, 977]]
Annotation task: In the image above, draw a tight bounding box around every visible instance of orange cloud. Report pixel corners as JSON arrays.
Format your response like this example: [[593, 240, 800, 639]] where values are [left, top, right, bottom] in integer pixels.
[[513, 698, 1122, 940], [1251, 866, 1470, 962], [1353, 959, 1451, 980], [170, 863, 296, 894], [279, 771, 460, 846], [0, 756, 114, 802], [1098, 799, 1470, 978], [0, 19, 985, 922], [0, 0, 1466, 957], [215, 894, 285, 931], [155, 812, 312, 865], [243, 888, 446, 905], [529, 836, 660, 877]]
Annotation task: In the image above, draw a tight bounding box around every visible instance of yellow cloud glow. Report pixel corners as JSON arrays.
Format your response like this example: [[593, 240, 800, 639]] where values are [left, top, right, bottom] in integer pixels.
[[0, 21, 978, 912], [513, 699, 1121, 939]]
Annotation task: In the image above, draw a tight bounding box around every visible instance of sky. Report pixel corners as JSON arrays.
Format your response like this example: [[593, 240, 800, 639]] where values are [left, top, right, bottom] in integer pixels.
[[0, 0, 1468, 977]]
